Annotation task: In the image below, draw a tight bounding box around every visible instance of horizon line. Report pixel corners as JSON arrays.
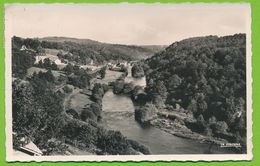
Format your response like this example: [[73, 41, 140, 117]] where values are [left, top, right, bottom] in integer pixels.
[[12, 33, 245, 46]]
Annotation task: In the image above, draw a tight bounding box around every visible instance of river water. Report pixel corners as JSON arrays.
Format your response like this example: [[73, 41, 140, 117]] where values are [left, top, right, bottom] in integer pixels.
[[101, 68, 236, 154]]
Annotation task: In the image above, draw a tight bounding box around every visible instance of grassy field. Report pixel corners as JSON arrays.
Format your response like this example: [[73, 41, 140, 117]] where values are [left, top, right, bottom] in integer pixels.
[[66, 89, 93, 114], [27, 67, 65, 78], [44, 48, 64, 56], [94, 70, 123, 85]]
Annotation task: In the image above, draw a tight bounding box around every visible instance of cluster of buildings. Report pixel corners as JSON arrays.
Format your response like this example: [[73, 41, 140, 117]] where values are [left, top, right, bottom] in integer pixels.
[[107, 62, 128, 71]]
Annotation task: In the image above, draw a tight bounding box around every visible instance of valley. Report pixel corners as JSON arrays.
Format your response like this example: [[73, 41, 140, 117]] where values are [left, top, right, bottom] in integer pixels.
[[12, 34, 246, 155]]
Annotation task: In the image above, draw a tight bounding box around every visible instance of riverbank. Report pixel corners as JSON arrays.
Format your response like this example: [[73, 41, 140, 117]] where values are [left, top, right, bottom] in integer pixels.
[[61, 68, 151, 155], [101, 68, 236, 154], [133, 103, 230, 146], [149, 111, 229, 145], [106, 68, 224, 147], [133, 101, 242, 152]]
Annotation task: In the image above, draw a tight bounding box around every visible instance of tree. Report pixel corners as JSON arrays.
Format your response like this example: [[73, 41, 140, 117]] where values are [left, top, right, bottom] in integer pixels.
[[187, 99, 197, 113], [102, 84, 109, 93], [196, 114, 207, 133], [92, 83, 105, 102], [12, 81, 40, 147], [144, 34, 247, 151], [12, 48, 36, 78], [38, 70, 55, 83], [153, 95, 165, 109], [211, 121, 229, 135], [191, 93, 208, 116], [63, 63, 74, 74], [90, 103, 102, 118], [113, 81, 124, 94], [131, 64, 144, 78], [66, 109, 79, 119], [13, 73, 65, 150], [97, 130, 130, 155], [100, 66, 106, 79], [63, 85, 73, 93], [123, 83, 134, 94], [135, 103, 158, 123], [68, 73, 91, 89], [38, 60, 43, 68], [41, 139, 68, 155], [23, 38, 41, 50], [81, 109, 97, 122], [43, 58, 52, 70], [51, 62, 58, 70], [155, 80, 168, 100], [168, 74, 182, 90], [121, 66, 128, 76]]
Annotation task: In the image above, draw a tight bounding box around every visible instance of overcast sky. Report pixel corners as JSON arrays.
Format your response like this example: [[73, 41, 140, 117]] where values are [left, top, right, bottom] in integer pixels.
[[5, 3, 250, 45]]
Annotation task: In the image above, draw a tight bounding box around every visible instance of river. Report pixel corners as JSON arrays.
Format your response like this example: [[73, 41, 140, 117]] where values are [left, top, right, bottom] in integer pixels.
[[101, 68, 237, 154]]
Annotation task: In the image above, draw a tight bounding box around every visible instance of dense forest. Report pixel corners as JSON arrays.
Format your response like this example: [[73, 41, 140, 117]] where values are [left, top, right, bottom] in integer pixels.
[[13, 75, 149, 155], [11, 34, 248, 155], [12, 36, 151, 155], [12, 36, 164, 66], [43, 36, 165, 63], [141, 34, 247, 151]]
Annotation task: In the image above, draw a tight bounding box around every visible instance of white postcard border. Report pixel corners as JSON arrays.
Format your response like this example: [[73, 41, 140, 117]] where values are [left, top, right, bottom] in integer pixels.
[[5, 3, 253, 162]]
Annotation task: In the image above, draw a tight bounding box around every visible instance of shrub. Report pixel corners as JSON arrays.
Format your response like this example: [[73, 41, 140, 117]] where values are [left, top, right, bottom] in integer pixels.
[[81, 109, 97, 122], [90, 103, 102, 118], [97, 130, 130, 155], [131, 64, 144, 78], [63, 85, 73, 93], [66, 109, 79, 119]]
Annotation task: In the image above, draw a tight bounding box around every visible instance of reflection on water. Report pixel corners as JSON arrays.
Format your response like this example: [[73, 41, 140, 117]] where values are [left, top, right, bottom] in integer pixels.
[[101, 68, 236, 154], [102, 91, 134, 113], [125, 66, 146, 87], [125, 76, 146, 87], [102, 90, 236, 154]]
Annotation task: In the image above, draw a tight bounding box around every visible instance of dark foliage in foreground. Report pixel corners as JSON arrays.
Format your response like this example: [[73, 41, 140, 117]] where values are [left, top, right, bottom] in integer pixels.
[[11, 36, 155, 155], [12, 38, 36, 78], [13, 71, 150, 155], [12, 72, 66, 153]]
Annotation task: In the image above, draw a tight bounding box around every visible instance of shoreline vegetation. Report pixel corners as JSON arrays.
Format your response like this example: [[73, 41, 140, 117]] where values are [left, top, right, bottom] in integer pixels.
[[12, 36, 152, 155], [13, 66, 151, 155], [12, 34, 246, 155], [132, 34, 247, 154]]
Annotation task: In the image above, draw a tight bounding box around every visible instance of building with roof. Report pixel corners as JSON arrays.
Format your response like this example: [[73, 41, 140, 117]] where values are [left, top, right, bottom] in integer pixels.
[[14, 141, 43, 156]]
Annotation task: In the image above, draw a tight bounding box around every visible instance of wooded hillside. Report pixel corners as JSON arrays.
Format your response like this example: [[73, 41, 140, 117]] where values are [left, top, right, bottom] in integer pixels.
[[144, 34, 247, 150]]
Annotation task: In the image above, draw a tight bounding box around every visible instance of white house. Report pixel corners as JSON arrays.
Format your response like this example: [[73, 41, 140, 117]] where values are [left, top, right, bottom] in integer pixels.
[[20, 45, 36, 52]]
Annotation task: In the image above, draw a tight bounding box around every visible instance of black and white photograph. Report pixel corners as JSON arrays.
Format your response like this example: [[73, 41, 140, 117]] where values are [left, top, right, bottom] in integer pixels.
[[5, 3, 252, 161]]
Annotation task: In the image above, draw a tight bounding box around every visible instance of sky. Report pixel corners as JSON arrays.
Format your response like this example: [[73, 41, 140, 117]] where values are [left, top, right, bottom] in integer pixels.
[[5, 3, 250, 45]]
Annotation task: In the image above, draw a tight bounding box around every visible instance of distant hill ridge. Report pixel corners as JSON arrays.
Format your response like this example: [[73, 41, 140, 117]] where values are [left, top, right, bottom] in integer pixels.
[[39, 36, 166, 54], [39, 36, 102, 45], [13, 36, 166, 64], [39, 36, 166, 62], [40, 36, 167, 48]]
